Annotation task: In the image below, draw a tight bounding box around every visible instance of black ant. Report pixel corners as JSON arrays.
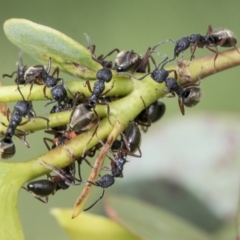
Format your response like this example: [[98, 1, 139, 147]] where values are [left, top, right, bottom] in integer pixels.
[[174, 25, 239, 64], [84, 33, 158, 74], [117, 49, 176, 83], [165, 78, 202, 115], [23, 161, 80, 203], [84, 124, 141, 211], [135, 99, 166, 132], [0, 91, 49, 159], [43, 129, 98, 182], [23, 57, 60, 98]]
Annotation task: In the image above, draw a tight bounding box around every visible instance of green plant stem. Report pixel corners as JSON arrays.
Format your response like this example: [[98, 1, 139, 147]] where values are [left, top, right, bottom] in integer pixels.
[[0, 75, 133, 102], [0, 48, 240, 240]]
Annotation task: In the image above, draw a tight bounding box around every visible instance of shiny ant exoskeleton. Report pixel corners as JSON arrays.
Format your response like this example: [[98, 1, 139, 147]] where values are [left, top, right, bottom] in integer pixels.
[[164, 78, 202, 115], [174, 25, 239, 65], [83, 123, 141, 211], [23, 161, 80, 203], [84, 33, 159, 74], [135, 99, 166, 132], [24, 57, 60, 98]]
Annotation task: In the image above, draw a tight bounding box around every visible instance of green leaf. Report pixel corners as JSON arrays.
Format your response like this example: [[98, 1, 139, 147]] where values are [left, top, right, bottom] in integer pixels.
[[213, 188, 240, 240], [51, 208, 141, 240], [105, 195, 216, 240], [3, 18, 102, 79]]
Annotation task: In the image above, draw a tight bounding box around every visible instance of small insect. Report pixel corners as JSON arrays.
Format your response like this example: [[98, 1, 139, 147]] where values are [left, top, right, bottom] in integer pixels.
[[24, 57, 60, 98], [174, 25, 239, 65], [84, 33, 157, 73], [0, 91, 49, 158], [23, 162, 80, 203], [135, 100, 166, 132], [165, 78, 202, 115], [84, 174, 115, 211]]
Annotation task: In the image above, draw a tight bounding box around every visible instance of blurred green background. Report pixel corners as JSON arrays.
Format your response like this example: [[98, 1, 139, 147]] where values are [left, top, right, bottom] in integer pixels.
[[1, 0, 240, 239]]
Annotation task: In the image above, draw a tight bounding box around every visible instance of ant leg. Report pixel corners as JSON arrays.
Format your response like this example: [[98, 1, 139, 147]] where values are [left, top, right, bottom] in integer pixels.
[[2, 71, 17, 78], [102, 80, 115, 96], [206, 25, 213, 36], [84, 186, 105, 211], [205, 46, 219, 71], [43, 86, 52, 100], [178, 97, 185, 115], [190, 44, 198, 61], [99, 48, 120, 60], [218, 37, 240, 53], [15, 134, 30, 148], [133, 48, 151, 73], [27, 83, 34, 99], [22, 187, 48, 203], [52, 67, 59, 78], [39, 160, 69, 180], [85, 80, 93, 93], [43, 137, 53, 151]]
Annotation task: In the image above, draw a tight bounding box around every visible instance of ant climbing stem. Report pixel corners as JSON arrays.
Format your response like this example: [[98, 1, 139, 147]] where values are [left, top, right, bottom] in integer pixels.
[[117, 42, 176, 82], [135, 96, 166, 132]]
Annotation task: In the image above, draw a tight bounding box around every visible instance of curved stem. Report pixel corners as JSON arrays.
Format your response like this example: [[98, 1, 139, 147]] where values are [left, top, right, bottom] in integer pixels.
[[0, 48, 240, 240]]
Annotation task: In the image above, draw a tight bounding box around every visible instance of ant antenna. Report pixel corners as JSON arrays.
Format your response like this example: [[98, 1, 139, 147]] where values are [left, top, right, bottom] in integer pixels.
[[84, 186, 105, 211], [84, 33, 94, 55]]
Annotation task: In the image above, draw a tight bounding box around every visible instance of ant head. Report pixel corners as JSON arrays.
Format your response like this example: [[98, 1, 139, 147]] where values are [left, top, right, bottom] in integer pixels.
[[174, 37, 190, 57], [96, 68, 112, 82]]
